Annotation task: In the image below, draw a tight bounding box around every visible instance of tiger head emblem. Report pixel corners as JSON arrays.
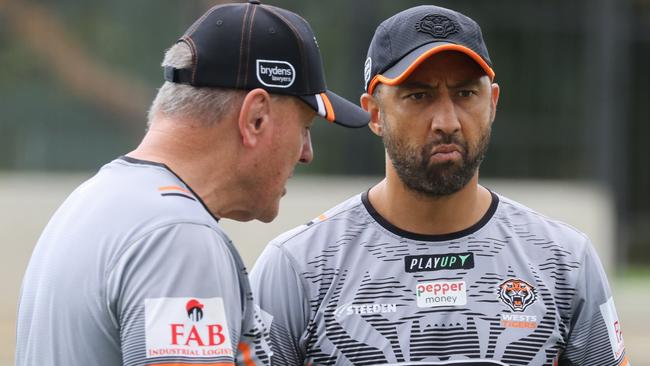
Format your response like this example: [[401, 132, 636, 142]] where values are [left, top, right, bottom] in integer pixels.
[[498, 279, 537, 312]]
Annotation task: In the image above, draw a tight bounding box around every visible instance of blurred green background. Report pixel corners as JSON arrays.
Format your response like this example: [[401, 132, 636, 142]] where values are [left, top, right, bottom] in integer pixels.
[[1, 0, 648, 265]]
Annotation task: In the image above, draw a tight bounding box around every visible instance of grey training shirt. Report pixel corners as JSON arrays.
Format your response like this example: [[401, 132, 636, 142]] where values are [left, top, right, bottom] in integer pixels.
[[250, 191, 629, 366], [16, 157, 271, 365]]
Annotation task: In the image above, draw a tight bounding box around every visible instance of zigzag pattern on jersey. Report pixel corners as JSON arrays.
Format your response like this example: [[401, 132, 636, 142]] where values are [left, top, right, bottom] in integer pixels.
[[292, 200, 594, 366], [269, 322, 304, 365], [240, 308, 272, 365]]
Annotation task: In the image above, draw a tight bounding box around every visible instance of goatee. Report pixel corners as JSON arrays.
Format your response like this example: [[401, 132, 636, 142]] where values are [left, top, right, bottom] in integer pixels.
[[383, 127, 491, 197]]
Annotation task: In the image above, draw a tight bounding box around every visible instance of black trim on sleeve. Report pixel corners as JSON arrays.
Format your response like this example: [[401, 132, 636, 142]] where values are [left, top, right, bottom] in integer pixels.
[[161, 193, 197, 201], [361, 189, 499, 242], [118, 156, 220, 222]]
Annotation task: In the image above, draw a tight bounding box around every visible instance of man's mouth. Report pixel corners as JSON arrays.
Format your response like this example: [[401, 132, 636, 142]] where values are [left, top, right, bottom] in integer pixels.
[[430, 144, 462, 162], [432, 144, 462, 154]]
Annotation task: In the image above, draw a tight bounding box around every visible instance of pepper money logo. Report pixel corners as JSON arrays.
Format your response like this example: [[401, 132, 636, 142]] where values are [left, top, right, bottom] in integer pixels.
[[497, 279, 537, 312], [415, 280, 467, 308]]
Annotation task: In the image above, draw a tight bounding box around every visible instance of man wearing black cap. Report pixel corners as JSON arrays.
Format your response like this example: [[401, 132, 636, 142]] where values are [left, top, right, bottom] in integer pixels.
[[15, 1, 368, 365], [251, 5, 630, 365]]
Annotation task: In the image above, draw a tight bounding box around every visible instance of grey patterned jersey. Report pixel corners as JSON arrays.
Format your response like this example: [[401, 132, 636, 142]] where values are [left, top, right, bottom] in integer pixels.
[[250, 191, 630, 366], [16, 157, 271, 366]]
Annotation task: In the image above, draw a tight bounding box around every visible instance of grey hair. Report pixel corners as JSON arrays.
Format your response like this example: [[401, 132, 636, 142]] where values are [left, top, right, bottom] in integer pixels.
[[147, 42, 245, 126]]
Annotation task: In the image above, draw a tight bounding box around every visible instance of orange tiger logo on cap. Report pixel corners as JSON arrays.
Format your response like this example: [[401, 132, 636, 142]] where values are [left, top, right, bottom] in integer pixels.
[[498, 279, 537, 312]]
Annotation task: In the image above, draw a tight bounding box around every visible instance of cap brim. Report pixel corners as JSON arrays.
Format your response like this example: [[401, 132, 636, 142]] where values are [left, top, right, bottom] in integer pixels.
[[367, 42, 495, 95], [299, 91, 369, 128]]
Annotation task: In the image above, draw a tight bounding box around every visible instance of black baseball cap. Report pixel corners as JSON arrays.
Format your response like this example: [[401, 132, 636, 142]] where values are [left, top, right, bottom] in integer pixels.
[[364, 5, 495, 95], [164, 0, 369, 128]]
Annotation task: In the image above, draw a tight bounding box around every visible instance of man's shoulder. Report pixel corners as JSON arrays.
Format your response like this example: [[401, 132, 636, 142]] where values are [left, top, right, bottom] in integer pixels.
[[68, 158, 220, 240], [270, 193, 368, 249], [102, 157, 213, 218], [495, 192, 590, 244]]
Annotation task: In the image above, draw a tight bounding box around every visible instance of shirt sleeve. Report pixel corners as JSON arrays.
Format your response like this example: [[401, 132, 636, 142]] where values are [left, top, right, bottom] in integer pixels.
[[560, 240, 630, 366], [250, 243, 311, 366], [105, 222, 255, 365]]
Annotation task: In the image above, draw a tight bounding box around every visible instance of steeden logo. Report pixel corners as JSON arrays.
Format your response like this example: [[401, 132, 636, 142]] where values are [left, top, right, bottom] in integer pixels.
[[256, 59, 295, 88], [334, 302, 397, 319]]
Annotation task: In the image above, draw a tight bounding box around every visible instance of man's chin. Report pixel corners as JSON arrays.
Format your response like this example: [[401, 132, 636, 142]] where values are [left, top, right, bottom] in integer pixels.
[[257, 216, 275, 223], [399, 169, 473, 197], [426, 159, 462, 171], [257, 202, 281, 223]]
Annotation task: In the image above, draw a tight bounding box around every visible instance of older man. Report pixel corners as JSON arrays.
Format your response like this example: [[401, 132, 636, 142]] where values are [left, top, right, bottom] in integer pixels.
[[15, 1, 368, 365]]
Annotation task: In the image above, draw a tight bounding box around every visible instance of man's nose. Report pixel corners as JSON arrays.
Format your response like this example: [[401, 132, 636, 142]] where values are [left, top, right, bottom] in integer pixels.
[[299, 130, 313, 164], [430, 94, 461, 135]]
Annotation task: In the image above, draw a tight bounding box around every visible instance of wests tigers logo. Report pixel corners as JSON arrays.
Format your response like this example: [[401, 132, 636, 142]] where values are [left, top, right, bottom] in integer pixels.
[[415, 14, 460, 38], [498, 279, 537, 312]]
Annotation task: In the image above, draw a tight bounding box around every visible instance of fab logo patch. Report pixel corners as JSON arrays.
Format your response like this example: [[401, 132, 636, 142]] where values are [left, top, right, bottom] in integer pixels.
[[145, 297, 233, 359], [497, 279, 537, 312]]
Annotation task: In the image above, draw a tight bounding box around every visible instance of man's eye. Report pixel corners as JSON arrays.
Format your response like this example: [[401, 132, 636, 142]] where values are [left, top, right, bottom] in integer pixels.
[[458, 90, 476, 97], [407, 92, 428, 100]]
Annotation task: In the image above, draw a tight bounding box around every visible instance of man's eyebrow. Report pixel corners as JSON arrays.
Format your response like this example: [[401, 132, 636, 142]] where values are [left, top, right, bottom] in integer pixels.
[[398, 77, 483, 91], [449, 77, 483, 89], [397, 81, 437, 90]]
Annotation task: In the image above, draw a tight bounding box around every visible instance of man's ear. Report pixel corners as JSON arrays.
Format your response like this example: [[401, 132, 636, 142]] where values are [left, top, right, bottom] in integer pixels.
[[360, 93, 383, 137], [489, 82, 500, 123], [238, 88, 272, 147]]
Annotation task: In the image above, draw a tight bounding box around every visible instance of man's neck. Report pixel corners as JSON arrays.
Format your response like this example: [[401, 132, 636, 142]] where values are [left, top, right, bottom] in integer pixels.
[[126, 120, 252, 220], [367, 170, 492, 236]]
